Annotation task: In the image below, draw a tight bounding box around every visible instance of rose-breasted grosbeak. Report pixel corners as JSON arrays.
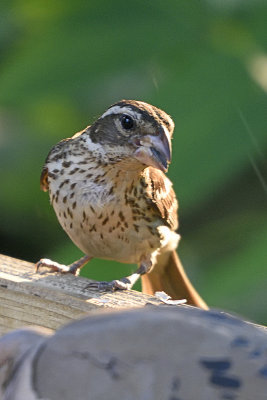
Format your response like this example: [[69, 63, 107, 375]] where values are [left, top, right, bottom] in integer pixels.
[[37, 100, 207, 309]]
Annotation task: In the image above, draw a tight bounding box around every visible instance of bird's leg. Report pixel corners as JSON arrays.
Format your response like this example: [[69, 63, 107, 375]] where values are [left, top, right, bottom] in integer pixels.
[[88, 257, 152, 292], [35, 255, 92, 275]]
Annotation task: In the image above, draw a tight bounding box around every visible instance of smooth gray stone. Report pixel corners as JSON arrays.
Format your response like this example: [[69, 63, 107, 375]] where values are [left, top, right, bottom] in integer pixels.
[[1, 306, 266, 400]]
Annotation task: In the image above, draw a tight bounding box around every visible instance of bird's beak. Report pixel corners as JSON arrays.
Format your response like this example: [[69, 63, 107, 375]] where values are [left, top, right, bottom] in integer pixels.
[[133, 128, 172, 172]]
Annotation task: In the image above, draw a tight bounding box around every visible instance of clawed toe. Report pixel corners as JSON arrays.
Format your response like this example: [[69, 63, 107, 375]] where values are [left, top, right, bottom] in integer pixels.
[[87, 278, 132, 292], [35, 255, 91, 275], [35, 258, 75, 274], [35, 259, 60, 273], [87, 281, 112, 291]]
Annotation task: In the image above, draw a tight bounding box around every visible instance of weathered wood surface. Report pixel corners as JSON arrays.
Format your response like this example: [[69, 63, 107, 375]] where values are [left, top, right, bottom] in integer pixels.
[[0, 254, 161, 336]]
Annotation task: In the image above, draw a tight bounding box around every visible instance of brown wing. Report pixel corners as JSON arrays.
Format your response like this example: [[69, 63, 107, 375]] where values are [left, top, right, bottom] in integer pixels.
[[142, 167, 178, 231], [39, 136, 75, 192], [40, 167, 49, 192]]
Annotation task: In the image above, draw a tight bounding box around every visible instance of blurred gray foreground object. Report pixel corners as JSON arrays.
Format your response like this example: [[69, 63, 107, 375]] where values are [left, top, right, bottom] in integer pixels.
[[0, 306, 266, 400]]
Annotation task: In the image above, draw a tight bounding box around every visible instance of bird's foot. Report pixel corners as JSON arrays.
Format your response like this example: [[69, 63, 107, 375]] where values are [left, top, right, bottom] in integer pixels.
[[87, 264, 150, 293], [87, 277, 133, 292], [35, 259, 77, 274], [35, 255, 91, 275]]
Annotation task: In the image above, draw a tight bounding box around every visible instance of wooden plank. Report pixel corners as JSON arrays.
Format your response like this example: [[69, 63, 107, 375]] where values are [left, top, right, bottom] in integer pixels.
[[0, 254, 160, 336]]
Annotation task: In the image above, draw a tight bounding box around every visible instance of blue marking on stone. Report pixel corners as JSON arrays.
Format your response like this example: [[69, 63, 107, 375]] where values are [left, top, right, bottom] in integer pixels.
[[200, 359, 231, 371], [230, 336, 250, 348], [211, 375, 241, 389], [259, 364, 267, 378]]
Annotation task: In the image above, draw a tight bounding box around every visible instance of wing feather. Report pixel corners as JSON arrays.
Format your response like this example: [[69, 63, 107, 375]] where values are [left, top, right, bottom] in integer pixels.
[[142, 167, 178, 231], [39, 137, 74, 192], [40, 167, 49, 192]]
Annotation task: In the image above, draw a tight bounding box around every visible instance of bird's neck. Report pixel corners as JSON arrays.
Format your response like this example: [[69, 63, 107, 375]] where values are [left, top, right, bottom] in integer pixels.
[[72, 132, 145, 178]]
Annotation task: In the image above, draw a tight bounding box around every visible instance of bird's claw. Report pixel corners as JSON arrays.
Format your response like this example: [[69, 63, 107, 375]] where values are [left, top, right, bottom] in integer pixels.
[[87, 277, 132, 292], [35, 258, 77, 274]]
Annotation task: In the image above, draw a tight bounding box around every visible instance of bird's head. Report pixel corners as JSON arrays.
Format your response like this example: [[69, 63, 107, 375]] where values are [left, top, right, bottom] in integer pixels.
[[88, 100, 174, 172]]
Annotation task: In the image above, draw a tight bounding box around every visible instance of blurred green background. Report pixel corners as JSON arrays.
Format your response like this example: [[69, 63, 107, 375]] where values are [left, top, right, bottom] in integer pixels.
[[0, 0, 266, 323]]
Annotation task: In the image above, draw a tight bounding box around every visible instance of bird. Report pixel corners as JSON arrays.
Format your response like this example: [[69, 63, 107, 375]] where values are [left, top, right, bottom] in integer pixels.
[[36, 100, 208, 309]]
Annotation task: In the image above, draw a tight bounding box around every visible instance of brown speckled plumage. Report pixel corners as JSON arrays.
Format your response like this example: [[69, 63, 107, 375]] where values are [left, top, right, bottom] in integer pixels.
[[37, 100, 207, 309]]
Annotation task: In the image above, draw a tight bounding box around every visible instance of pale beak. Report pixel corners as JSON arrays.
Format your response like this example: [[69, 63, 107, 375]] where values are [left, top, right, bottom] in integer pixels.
[[133, 128, 172, 172]]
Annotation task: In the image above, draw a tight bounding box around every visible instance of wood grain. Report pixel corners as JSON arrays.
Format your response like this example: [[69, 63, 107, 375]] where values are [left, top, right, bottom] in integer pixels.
[[0, 254, 161, 336]]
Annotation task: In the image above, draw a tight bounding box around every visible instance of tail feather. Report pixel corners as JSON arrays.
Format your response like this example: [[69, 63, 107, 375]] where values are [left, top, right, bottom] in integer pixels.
[[141, 250, 208, 310]]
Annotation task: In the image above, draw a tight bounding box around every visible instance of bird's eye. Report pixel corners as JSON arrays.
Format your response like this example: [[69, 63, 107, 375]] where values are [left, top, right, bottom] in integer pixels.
[[121, 114, 134, 130]]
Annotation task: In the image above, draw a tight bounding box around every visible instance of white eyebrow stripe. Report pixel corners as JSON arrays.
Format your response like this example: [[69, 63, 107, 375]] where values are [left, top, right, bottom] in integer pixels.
[[162, 124, 172, 138], [100, 106, 142, 120]]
